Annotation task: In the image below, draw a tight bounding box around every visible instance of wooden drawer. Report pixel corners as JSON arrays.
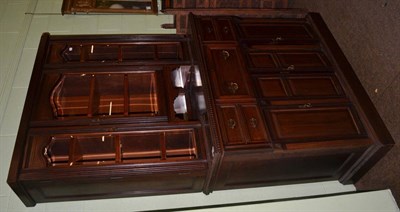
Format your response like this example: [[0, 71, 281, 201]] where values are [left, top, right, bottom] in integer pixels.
[[198, 17, 235, 41], [217, 104, 269, 147], [256, 74, 344, 99], [246, 51, 331, 73], [205, 45, 252, 98], [237, 20, 317, 44]]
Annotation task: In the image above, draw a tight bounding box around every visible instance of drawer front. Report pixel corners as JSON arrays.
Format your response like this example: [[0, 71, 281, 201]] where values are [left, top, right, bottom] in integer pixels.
[[256, 75, 344, 98], [238, 21, 316, 44], [240, 105, 269, 143], [205, 46, 252, 98], [217, 104, 269, 146], [276, 52, 331, 72], [266, 106, 364, 141], [246, 51, 331, 73], [217, 105, 245, 145], [199, 19, 217, 41], [215, 19, 235, 41], [198, 18, 235, 41]]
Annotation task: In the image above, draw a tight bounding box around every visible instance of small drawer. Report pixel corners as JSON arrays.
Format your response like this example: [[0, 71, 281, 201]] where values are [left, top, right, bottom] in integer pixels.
[[256, 74, 344, 98], [217, 104, 269, 146], [205, 45, 252, 98], [198, 18, 235, 41]]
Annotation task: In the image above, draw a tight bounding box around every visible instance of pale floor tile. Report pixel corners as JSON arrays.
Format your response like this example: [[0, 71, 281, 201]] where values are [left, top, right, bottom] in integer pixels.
[[45, 201, 84, 212], [0, 136, 15, 197], [121, 15, 156, 33], [143, 15, 175, 33], [71, 16, 98, 34], [47, 15, 74, 34], [0, 87, 27, 136], [12, 48, 37, 88], [321, 180, 356, 194], [0, 32, 19, 71], [97, 15, 123, 33], [24, 16, 49, 49], [34, 0, 53, 14], [7, 192, 46, 212], [1, 196, 10, 211], [82, 182, 332, 211], [0, 2, 29, 33]]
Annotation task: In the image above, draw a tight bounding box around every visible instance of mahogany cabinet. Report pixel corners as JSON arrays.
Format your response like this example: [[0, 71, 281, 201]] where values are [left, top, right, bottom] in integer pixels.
[[8, 12, 394, 207], [8, 34, 210, 206], [161, 0, 290, 34], [188, 13, 394, 192]]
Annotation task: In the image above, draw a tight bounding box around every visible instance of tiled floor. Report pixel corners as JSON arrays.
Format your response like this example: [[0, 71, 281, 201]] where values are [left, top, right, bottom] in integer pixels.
[[0, 0, 397, 211]]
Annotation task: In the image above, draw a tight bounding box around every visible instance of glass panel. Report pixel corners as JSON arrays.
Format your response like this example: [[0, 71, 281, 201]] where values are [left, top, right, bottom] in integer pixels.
[[120, 133, 161, 162], [166, 131, 197, 159], [45, 137, 70, 165], [75, 135, 116, 165], [52, 75, 92, 117], [95, 74, 125, 116], [128, 72, 159, 115]]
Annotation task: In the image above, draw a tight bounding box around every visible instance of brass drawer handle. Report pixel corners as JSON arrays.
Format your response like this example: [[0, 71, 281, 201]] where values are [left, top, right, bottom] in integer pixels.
[[228, 119, 236, 129], [207, 26, 213, 34], [228, 82, 239, 94], [298, 103, 313, 109], [283, 65, 295, 71], [272, 36, 284, 43], [221, 50, 230, 60], [249, 118, 258, 128], [223, 26, 229, 34]]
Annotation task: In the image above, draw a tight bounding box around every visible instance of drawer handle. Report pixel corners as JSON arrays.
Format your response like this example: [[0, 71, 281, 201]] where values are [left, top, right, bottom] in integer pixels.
[[228, 119, 236, 129], [249, 118, 258, 128], [272, 36, 284, 43], [221, 50, 230, 60], [207, 26, 213, 34], [223, 26, 229, 34], [298, 103, 313, 109], [228, 82, 239, 94], [283, 65, 295, 71]]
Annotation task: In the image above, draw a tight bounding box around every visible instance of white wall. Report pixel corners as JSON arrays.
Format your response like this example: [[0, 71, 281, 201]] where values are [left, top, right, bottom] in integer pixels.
[[0, 0, 398, 211]]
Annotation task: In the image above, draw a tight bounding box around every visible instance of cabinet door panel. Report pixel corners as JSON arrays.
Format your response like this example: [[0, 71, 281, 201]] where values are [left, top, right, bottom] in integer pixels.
[[247, 52, 278, 69], [268, 106, 363, 141], [257, 77, 288, 97], [288, 76, 343, 97], [206, 46, 251, 98], [277, 52, 330, 72]]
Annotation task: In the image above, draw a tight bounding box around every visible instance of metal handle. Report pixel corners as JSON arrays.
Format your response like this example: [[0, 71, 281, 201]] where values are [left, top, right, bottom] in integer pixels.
[[228, 119, 236, 129], [228, 82, 239, 94], [223, 26, 229, 34], [249, 118, 258, 128], [272, 36, 284, 43], [221, 50, 230, 60], [207, 26, 213, 34], [298, 103, 313, 109], [283, 65, 295, 71]]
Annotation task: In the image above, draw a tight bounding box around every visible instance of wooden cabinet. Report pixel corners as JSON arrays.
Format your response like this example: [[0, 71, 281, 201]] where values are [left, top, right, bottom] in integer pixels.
[[189, 13, 394, 192], [161, 0, 290, 34], [8, 12, 394, 207], [8, 34, 209, 206]]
